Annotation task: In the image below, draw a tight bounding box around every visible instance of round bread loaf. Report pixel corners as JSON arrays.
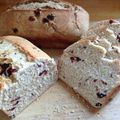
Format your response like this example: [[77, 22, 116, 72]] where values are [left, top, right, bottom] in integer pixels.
[[0, 0, 89, 48]]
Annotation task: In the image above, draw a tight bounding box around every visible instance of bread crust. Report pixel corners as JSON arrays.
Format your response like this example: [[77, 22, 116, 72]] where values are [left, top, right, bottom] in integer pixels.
[[0, 36, 57, 119], [59, 78, 120, 113], [0, 0, 89, 48], [1, 36, 50, 61]]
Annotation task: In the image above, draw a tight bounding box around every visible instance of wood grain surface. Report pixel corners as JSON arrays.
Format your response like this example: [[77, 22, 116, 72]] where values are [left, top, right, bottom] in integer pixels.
[[0, 0, 120, 21]]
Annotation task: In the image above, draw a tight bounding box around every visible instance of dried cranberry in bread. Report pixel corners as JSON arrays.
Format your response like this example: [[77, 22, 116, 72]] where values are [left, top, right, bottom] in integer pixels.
[[0, 0, 89, 48], [0, 36, 58, 119], [59, 36, 120, 109]]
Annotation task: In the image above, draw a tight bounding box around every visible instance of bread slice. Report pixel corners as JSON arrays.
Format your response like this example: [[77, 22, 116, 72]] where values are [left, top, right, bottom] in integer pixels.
[[59, 36, 120, 109], [83, 19, 120, 46], [0, 36, 58, 119], [0, 0, 89, 48]]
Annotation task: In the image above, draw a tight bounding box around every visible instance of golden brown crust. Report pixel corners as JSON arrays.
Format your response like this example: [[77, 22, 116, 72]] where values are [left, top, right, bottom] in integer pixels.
[[1, 36, 50, 61], [0, 0, 89, 48], [0, 110, 10, 120], [78, 36, 98, 46]]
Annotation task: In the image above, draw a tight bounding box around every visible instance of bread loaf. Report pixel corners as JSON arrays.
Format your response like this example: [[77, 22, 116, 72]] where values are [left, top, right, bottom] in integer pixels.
[[0, 36, 58, 119], [59, 36, 120, 109], [0, 0, 89, 48]]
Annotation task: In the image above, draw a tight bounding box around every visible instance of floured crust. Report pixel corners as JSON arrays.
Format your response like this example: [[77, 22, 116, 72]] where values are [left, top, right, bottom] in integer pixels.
[[14, 0, 73, 10], [0, 0, 89, 48], [1, 36, 50, 61]]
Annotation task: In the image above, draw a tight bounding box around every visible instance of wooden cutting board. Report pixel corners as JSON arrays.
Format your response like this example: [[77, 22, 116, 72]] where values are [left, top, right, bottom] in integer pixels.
[[4, 48, 117, 120]]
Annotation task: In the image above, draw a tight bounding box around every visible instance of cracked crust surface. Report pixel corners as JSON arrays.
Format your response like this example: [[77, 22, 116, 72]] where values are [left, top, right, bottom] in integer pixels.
[[0, 0, 89, 48]]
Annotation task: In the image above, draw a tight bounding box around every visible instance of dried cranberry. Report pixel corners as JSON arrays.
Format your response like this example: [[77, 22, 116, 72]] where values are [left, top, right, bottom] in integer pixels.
[[10, 96, 20, 103], [117, 33, 120, 42], [28, 16, 35, 21], [95, 102, 102, 107], [83, 46, 87, 49], [70, 57, 81, 63], [6, 67, 17, 77], [47, 14, 55, 21], [31, 93, 35, 96], [42, 18, 49, 23], [109, 19, 114, 24], [96, 92, 106, 98], [37, 64, 41, 67], [34, 8, 41, 17], [93, 79, 97, 82], [12, 28, 18, 33], [7, 107, 16, 111], [0, 63, 10, 75], [39, 70, 48, 76], [101, 80, 107, 85], [13, 101, 19, 106], [70, 50, 74, 53]]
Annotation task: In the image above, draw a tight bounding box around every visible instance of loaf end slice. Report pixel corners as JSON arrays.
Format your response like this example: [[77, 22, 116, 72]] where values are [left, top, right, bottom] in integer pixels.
[[0, 36, 58, 119]]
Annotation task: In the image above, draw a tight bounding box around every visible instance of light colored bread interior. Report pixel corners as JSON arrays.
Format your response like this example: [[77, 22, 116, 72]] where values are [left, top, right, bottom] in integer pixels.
[[59, 36, 120, 108]]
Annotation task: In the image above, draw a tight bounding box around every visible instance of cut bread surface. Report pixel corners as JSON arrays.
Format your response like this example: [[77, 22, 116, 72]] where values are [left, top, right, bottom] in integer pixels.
[[0, 36, 58, 118], [59, 36, 120, 108]]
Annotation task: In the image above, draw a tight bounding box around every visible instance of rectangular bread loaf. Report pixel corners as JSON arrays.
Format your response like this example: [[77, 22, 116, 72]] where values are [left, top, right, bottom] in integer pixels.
[[0, 36, 58, 119], [59, 35, 120, 109]]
